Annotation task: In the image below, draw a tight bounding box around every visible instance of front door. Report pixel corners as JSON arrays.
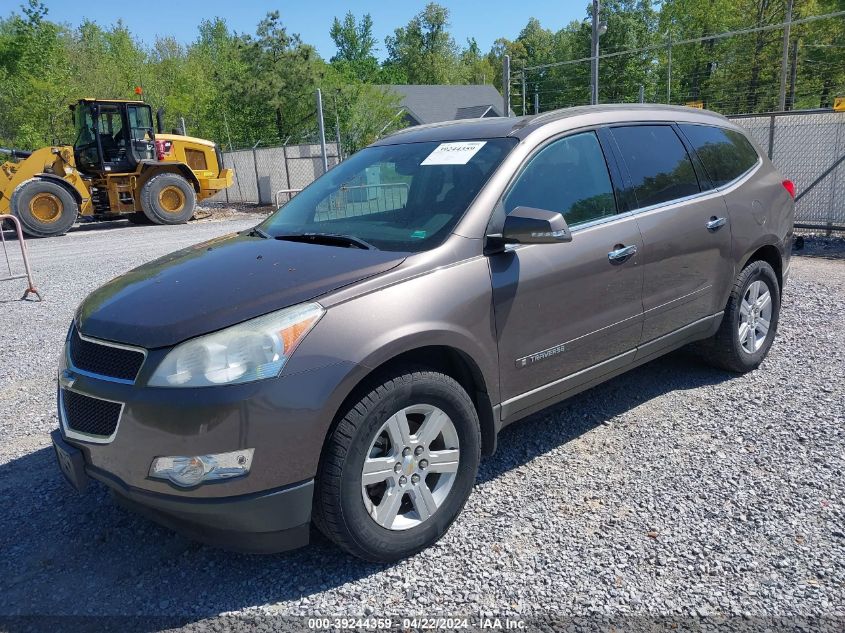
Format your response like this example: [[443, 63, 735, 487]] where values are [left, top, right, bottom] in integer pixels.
[[95, 105, 133, 173], [608, 124, 733, 347], [489, 131, 644, 420]]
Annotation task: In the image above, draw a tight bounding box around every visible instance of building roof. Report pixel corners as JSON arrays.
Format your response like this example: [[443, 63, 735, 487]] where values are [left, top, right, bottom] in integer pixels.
[[381, 85, 510, 125]]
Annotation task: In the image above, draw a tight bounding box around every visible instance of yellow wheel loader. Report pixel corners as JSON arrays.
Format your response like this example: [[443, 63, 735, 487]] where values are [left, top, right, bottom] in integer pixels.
[[0, 99, 233, 237]]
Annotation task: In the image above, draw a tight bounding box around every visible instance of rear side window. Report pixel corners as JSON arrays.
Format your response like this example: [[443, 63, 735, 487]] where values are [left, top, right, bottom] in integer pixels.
[[611, 125, 700, 209], [504, 131, 616, 226], [679, 124, 760, 187]]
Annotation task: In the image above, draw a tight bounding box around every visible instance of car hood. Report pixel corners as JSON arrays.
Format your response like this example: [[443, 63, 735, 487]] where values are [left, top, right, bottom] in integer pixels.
[[76, 231, 406, 348]]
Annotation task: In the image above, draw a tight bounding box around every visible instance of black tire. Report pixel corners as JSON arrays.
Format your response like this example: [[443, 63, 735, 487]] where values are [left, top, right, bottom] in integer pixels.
[[313, 370, 481, 562], [10, 178, 78, 237], [126, 212, 153, 225], [140, 173, 196, 225], [699, 260, 781, 373]]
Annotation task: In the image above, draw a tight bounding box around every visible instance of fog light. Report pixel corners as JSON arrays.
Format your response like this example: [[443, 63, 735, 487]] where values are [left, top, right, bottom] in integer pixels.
[[149, 448, 254, 488]]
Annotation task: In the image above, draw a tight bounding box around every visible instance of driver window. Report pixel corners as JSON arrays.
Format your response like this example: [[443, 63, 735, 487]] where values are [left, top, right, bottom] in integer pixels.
[[504, 131, 617, 226]]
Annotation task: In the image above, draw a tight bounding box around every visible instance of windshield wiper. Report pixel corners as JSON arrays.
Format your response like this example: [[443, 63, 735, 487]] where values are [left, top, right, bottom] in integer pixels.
[[249, 227, 271, 239], [274, 232, 377, 250]]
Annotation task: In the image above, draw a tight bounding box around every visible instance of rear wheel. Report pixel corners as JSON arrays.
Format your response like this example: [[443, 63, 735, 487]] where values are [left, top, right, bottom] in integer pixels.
[[10, 179, 78, 237], [314, 370, 481, 562], [140, 173, 196, 225], [699, 260, 781, 373]]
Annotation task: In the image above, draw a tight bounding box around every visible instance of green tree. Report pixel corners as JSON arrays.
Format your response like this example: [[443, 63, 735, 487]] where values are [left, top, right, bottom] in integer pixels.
[[329, 11, 379, 82], [384, 3, 461, 83], [236, 11, 320, 144]]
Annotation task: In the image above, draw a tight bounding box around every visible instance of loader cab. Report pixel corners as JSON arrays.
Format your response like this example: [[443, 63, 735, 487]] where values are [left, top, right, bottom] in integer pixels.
[[72, 100, 156, 175]]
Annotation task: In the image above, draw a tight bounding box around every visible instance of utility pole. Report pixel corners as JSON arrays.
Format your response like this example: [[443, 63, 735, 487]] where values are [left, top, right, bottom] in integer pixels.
[[503, 55, 511, 116], [778, 0, 794, 112], [666, 34, 673, 104], [788, 39, 798, 111], [534, 84, 540, 114], [590, 0, 600, 105], [316, 88, 328, 173], [521, 69, 527, 116], [333, 91, 342, 162]]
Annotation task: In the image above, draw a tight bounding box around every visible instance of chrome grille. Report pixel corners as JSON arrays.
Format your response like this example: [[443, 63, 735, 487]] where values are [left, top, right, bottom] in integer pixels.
[[68, 327, 145, 382], [61, 389, 122, 439]]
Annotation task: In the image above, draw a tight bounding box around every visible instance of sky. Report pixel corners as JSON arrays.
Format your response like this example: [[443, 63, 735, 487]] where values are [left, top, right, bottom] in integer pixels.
[[36, 1, 588, 61]]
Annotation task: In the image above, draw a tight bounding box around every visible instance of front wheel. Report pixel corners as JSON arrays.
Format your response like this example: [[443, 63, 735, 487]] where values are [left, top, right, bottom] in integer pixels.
[[10, 178, 79, 237], [314, 370, 481, 562], [700, 260, 781, 373], [140, 173, 196, 225]]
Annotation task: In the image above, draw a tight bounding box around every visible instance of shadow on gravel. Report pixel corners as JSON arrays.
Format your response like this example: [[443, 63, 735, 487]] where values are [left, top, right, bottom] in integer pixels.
[[478, 349, 733, 485], [792, 235, 845, 260], [0, 350, 733, 621]]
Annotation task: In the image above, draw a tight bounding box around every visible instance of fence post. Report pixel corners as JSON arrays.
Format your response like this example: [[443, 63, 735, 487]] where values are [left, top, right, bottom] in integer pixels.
[[222, 152, 229, 205], [252, 141, 261, 204], [767, 115, 776, 160], [503, 55, 511, 116], [316, 88, 329, 173], [778, 0, 794, 112], [534, 85, 539, 114], [282, 145, 292, 195]]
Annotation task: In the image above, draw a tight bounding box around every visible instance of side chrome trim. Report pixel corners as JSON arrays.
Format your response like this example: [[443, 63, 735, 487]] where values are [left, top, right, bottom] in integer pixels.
[[500, 312, 725, 422], [67, 329, 148, 385], [501, 349, 637, 420], [59, 387, 125, 445]]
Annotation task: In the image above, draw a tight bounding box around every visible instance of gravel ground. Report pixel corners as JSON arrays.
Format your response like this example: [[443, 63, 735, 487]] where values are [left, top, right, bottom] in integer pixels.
[[0, 219, 843, 630]]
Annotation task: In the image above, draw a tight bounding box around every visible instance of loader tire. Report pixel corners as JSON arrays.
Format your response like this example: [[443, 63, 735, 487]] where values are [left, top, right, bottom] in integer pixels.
[[140, 173, 196, 225], [10, 178, 78, 237]]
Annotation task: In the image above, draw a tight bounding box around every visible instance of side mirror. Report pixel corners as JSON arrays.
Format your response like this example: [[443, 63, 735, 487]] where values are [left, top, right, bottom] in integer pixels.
[[500, 206, 572, 245]]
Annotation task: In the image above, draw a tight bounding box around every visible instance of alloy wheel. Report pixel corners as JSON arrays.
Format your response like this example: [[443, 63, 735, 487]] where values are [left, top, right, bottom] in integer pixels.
[[361, 404, 460, 531], [738, 280, 772, 354]]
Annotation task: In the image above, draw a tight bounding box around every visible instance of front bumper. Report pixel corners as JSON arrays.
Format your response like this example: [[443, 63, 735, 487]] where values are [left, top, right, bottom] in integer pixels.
[[52, 429, 313, 553], [52, 356, 361, 553]]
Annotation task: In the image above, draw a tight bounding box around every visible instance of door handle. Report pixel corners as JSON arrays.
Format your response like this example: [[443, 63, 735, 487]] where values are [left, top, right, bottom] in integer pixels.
[[608, 244, 638, 262], [706, 216, 727, 231]]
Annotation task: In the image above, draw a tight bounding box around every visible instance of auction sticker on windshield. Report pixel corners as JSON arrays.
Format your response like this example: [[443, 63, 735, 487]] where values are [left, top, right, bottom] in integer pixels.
[[421, 141, 487, 165]]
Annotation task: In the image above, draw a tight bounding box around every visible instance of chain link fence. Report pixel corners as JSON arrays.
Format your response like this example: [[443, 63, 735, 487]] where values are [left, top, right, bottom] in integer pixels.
[[209, 142, 339, 206], [729, 110, 844, 231]]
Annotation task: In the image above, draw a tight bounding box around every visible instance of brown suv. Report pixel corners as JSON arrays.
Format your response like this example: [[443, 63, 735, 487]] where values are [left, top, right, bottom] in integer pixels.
[[52, 105, 794, 561]]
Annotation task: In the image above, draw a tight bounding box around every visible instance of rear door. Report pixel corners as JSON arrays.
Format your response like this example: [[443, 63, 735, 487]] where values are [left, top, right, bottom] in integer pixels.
[[490, 130, 644, 419], [608, 124, 733, 352]]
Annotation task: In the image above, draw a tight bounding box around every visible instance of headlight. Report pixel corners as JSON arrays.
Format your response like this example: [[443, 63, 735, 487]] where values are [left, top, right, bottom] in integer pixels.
[[148, 302, 324, 387]]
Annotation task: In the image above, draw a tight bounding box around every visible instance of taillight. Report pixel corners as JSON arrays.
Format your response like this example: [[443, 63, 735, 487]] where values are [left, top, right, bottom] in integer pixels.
[[782, 179, 796, 199]]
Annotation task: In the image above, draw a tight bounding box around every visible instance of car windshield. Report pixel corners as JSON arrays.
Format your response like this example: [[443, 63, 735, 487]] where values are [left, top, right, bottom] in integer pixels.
[[259, 138, 516, 252]]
